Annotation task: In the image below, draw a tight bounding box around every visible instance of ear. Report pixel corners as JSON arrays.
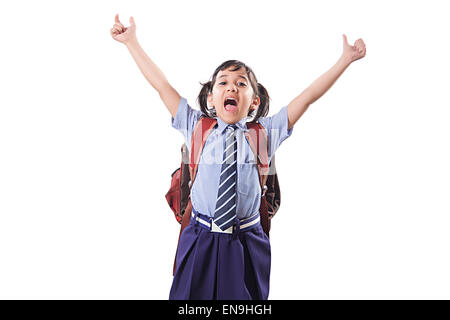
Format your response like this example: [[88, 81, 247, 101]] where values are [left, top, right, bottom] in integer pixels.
[[250, 95, 261, 111]]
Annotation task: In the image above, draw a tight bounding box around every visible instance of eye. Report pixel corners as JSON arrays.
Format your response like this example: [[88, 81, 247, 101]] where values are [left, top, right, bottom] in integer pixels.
[[218, 81, 247, 87]]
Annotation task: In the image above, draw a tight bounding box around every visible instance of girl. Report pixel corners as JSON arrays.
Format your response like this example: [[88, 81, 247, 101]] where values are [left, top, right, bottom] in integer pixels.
[[110, 14, 366, 300]]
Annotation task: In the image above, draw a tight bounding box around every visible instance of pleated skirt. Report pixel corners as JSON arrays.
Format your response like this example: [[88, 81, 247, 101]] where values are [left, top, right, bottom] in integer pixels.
[[169, 213, 271, 300]]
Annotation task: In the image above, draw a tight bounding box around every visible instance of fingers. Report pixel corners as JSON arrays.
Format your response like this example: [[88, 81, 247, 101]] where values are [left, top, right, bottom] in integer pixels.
[[355, 38, 366, 47], [111, 24, 123, 34], [110, 26, 120, 35], [353, 38, 366, 53], [358, 41, 366, 53], [114, 23, 124, 32], [357, 45, 366, 56], [355, 45, 365, 54], [111, 22, 126, 36], [110, 28, 120, 38]]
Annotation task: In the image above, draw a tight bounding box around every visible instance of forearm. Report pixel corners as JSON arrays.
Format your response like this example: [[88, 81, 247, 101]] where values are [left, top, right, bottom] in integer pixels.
[[303, 55, 352, 105], [125, 38, 169, 92]]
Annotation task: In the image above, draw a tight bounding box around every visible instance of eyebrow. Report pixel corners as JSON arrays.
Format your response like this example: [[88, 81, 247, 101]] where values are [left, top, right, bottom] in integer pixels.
[[218, 74, 248, 81]]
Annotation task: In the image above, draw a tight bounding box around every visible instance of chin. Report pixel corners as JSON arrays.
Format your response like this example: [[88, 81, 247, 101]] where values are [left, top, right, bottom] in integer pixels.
[[220, 114, 240, 124], [219, 109, 242, 121]]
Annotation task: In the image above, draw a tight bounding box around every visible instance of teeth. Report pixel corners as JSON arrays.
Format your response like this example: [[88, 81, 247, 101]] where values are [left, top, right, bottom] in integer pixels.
[[225, 97, 237, 103]]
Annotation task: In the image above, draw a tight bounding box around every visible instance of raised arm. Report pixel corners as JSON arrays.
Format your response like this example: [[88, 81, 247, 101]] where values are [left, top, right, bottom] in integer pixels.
[[110, 14, 180, 118], [287, 34, 366, 130], [125, 39, 181, 118]]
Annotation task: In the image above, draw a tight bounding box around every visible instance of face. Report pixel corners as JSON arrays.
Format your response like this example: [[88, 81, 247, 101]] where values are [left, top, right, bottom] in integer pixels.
[[207, 66, 260, 124]]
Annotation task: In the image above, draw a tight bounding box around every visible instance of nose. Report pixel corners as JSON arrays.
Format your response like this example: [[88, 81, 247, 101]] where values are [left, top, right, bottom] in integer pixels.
[[226, 83, 238, 92]]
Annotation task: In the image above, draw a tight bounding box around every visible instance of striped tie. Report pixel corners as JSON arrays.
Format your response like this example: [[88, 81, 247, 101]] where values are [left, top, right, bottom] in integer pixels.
[[213, 124, 238, 231]]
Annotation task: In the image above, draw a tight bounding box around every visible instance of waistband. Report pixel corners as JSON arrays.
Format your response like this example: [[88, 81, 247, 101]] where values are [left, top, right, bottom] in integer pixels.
[[191, 208, 260, 234]]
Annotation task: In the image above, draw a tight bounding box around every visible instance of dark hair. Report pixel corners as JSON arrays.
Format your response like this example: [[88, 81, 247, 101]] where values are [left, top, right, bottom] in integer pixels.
[[197, 60, 270, 123]]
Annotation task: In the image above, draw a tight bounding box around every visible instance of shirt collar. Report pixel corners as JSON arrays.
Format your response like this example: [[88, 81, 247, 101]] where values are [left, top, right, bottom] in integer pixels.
[[215, 116, 250, 134]]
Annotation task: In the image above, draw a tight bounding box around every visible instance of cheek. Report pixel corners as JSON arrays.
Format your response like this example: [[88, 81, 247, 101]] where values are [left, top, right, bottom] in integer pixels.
[[212, 91, 222, 104], [240, 106, 250, 117]]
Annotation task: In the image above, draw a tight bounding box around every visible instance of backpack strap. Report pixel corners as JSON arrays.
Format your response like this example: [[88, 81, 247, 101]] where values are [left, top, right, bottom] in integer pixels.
[[189, 116, 218, 182], [244, 122, 270, 193], [244, 121, 271, 237]]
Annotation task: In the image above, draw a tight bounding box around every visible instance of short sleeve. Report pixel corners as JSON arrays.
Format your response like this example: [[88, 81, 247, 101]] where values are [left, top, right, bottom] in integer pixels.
[[171, 96, 203, 153], [257, 105, 294, 160]]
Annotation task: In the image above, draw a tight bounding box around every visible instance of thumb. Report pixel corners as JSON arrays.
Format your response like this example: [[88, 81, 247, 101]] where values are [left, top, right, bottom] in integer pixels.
[[342, 34, 349, 46], [129, 16, 135, 27]]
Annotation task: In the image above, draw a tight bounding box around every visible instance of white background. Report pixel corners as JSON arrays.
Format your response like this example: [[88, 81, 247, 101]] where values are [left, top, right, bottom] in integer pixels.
[[1, 0, 449, 299]]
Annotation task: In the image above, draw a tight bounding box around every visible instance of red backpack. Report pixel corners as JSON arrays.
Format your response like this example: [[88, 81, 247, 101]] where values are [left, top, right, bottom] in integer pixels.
[[165, 116, 281, 274]]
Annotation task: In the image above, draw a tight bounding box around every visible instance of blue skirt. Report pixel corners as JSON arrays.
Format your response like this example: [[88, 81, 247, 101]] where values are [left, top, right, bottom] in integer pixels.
[[169, 211, 271, 300]]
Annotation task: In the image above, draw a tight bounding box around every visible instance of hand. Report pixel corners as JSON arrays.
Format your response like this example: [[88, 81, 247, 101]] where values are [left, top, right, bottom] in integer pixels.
[[342, 34, 366, 64], [110, 14, 136, 45]]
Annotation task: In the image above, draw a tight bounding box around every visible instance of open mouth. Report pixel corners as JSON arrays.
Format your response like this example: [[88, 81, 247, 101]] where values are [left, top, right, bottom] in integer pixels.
[[224, 98, 238, 112]]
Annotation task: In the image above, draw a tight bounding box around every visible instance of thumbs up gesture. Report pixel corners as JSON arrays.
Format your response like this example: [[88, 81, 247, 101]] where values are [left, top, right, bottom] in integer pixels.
[[110, 14, 136, 45], [342, 34, 366, 63]]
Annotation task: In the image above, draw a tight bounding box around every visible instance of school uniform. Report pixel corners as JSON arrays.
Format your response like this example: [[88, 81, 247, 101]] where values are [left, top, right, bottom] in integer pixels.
[[169, 96, 293, 300]]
